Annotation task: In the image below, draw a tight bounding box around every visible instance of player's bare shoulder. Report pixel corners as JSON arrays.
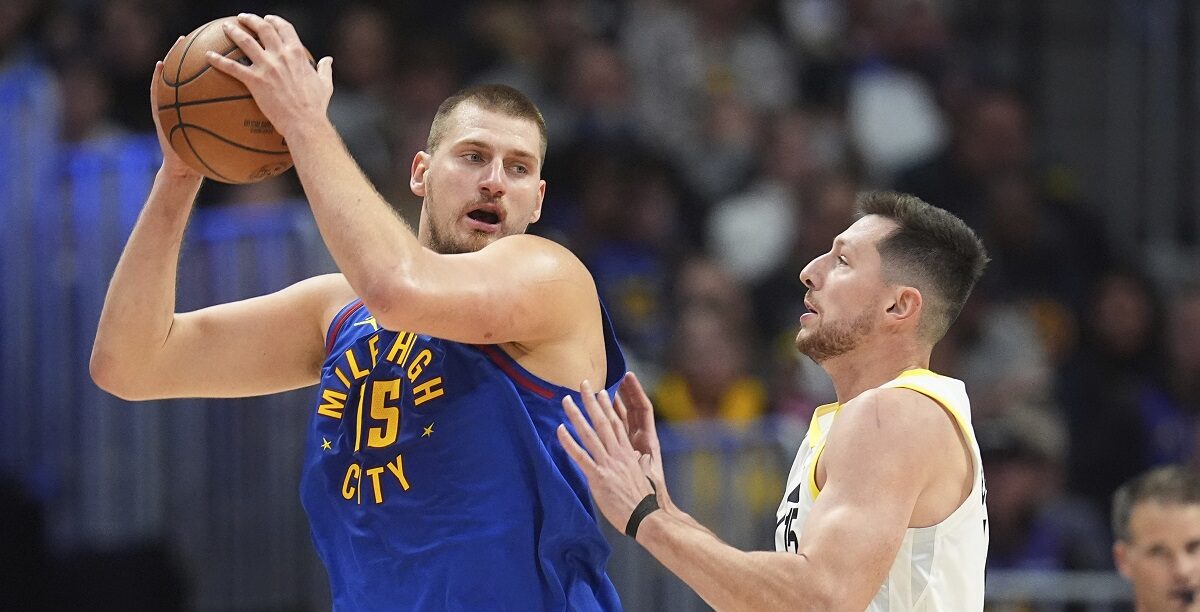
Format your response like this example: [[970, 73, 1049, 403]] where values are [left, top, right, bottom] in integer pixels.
[[824, 387, 961, 481], [488, 234, 588, 268], [483, 234, 598, 291], [835, 387, 952, 441]]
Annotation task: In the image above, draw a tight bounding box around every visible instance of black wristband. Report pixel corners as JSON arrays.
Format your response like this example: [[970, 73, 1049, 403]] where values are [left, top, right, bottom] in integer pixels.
[[624, 493, 660, 539]]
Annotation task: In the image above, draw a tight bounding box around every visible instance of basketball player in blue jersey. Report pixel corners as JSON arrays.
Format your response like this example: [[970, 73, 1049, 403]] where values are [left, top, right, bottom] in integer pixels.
[[562, 192, 991, 611], [91, 14, 625, 610]]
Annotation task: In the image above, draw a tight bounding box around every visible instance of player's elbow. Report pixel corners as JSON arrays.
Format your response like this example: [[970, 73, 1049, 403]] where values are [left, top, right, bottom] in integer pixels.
[[89, 349, 154, 401], [358, 274, 419, 330]]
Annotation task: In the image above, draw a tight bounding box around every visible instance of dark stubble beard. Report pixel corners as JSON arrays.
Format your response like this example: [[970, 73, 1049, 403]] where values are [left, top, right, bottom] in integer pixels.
[[794, 305, 877, 363], [425, 214, 473, 255], [424, 181, 489, 255]]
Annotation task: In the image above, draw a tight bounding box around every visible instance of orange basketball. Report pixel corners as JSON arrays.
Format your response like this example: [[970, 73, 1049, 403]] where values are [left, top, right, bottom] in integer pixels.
[[155, 17, 310, 184]]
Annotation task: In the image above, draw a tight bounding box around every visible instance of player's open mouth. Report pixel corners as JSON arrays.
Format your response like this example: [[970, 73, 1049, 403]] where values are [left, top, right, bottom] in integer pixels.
[[799, 298, 818, 325], [468, 209, 500, 224], [465, 205, 503, 232]]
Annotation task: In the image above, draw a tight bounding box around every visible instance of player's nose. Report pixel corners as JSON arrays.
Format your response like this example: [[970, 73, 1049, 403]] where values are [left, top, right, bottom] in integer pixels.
[[479, 160, 506, 197], [799, 256, 821, 290]]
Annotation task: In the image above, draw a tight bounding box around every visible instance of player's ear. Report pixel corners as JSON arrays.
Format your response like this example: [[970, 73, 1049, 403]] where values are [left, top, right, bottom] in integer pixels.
[[410, 151, 431, 197], [885, 286, 922, 324], [529, 179, 546, 224], [1113, 541, 1133, 579]]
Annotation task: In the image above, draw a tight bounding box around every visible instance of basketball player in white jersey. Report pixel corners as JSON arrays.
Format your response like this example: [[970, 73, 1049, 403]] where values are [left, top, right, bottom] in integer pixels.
[[560, 191, 990, 611]]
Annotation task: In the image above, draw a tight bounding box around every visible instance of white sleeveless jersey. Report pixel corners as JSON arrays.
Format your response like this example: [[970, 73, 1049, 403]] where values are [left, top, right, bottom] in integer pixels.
[[774, 369, 988, 611]]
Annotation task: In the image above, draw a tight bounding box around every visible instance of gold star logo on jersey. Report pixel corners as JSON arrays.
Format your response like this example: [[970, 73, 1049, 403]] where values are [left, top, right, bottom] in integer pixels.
[[422, 423, 435, 437], [321, 437, 332, 450]]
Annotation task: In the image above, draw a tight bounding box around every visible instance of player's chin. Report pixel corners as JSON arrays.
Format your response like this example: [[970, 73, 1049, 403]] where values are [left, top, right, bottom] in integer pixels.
[[793, 329, 809, 351]]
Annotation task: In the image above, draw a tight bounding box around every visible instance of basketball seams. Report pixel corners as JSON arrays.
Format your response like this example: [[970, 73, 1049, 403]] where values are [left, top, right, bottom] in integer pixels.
[[172, 123, 291, 155], [168, 124, 234, 182], [156, 16, 296, 184], [173, 22, 212, 183], [165, 45, 241, 87], [156, 94, 254, 111], [162, 19, 244, 87]]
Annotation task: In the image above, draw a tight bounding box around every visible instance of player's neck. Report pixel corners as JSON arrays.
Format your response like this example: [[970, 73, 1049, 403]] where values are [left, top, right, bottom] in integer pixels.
[[821, 339, 929, 404]]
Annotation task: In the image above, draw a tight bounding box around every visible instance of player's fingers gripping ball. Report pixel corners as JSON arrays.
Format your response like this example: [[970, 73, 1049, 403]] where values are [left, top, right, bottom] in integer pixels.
[[154, 17, 313, 183]]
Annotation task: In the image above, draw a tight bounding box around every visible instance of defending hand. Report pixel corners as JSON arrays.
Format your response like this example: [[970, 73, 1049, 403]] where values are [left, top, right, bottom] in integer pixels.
[[558, 380, 658, 537]]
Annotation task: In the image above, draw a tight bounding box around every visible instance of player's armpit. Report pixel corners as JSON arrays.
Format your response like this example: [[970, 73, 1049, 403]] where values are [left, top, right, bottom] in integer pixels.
[[92, 273, 354, 400], [360, 234, 598, 346]]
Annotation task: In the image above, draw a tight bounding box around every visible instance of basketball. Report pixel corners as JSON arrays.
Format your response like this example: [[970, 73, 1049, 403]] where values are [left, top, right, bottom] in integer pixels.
[[155, 17, 311, 184]]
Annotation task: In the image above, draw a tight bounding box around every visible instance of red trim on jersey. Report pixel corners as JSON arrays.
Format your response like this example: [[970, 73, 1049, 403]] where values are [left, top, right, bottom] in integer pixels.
[[325, 300, 366, 355], [475, 344, 555, 399]]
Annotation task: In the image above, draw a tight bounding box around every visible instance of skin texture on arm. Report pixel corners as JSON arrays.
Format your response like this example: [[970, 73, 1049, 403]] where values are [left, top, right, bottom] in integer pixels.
[[90, 60, 353, 401], [207, 15, 598, 350], [561, 382, 959, 611]]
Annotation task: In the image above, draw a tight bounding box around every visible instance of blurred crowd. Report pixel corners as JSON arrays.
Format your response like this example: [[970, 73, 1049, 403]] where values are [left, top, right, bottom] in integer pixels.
[[5, 0, 1200, 581]]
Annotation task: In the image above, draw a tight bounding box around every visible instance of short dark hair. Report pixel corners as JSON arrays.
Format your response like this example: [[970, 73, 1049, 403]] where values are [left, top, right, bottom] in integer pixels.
[[427, 84, 548, 161], [855, 191, 989, 342], [1112, 465, 1200, 542]]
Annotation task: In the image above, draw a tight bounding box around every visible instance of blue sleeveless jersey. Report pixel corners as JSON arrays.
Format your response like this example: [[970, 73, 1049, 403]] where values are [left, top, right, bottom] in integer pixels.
[[300, 299, 626, 611]]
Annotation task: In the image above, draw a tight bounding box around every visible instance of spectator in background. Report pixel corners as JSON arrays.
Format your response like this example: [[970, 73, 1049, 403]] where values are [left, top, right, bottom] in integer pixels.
[[326, 4, 399, 191], [895, 86, 1033, 231], [707, 108, 850, 287], [651, 288, 780, 558], [751, 173, 859, 344], [96, 0, 165, 133], [57, 58, 124, 144], [570, 149, 686, 372], [954, 299, 1053, 419], [1112, 465, 1200, 612], [656, 267, 766, 426], [621, 0, 796, 201], [1059, 268, 1193, 515], [978, 170, 1110, 313], [385, 46, 461, 222], [979, 408, 1111, 574], [844, 0, 952, 183], [1165, 285, 1200, 447], [558, 40, 638, 151]]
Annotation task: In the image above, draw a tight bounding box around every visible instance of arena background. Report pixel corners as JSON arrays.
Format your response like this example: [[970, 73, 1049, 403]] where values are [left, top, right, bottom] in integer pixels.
[[3, 0, 1199, 609]]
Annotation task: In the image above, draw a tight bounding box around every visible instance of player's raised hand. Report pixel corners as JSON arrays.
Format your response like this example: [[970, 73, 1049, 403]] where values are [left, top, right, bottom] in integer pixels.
[[558, 380, 656, 534], [615, 372, 675, 512], [150, 53, 202, 181], [205, 13, 332, 139]]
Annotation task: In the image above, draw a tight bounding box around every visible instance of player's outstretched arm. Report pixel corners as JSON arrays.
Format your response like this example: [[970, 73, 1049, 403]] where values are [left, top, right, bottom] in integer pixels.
[[206, 14, 594, 346], [563, 384, 946, 611]]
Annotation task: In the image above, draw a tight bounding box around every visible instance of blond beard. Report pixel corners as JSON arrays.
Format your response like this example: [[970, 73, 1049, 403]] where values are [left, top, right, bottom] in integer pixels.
[[795, 305, 877, 363]]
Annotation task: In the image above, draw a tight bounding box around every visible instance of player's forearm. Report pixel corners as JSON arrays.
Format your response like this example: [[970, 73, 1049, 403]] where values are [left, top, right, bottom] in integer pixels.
[[91, 170, 202, 394], [285, 119, 425, 321], [660, 500, 723, 540], [635, 512, 832, 612]]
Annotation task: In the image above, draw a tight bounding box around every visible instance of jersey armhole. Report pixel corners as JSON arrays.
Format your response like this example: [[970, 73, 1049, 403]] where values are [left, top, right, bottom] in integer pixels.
[[324, 299, 365, 355], [808, 439, 828, 500]]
